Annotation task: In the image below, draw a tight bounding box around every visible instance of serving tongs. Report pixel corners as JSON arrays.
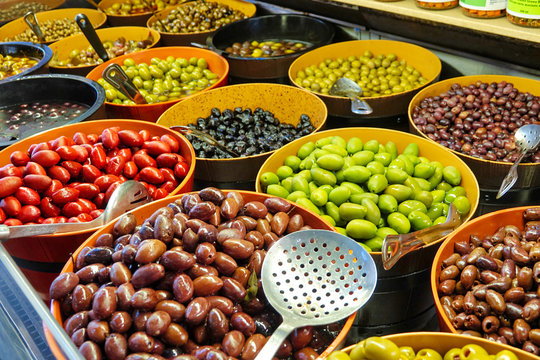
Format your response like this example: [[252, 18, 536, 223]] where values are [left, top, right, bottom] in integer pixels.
[[381, 203, 462, 270], [0, 180, 151, 241], [170, 125, 241, 157], [75, 13, 109, 63], [23, 11, 46, 43], [103, 63, 148, 104]]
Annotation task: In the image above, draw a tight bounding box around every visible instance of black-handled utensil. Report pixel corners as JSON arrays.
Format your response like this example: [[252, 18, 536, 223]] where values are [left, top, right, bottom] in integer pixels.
[[75, 13, 109, 63]]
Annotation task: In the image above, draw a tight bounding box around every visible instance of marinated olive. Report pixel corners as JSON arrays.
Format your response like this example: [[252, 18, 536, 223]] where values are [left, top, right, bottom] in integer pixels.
[[294, 51, 427, 97], [226, 40, 311, 58], [0, 54, 39, 80]]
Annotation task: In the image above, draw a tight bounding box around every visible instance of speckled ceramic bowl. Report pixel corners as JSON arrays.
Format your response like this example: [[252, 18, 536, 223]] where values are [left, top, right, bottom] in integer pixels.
[[156, 83, 327, 185]]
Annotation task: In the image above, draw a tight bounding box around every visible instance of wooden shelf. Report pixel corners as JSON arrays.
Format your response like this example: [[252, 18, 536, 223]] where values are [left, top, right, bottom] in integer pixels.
[[333, 0, 539, 43]]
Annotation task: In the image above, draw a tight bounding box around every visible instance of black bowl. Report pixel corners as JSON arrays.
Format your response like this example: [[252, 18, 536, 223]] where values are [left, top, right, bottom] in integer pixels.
[[0, 41, 53, 83], [0, 74, 106, 148], [206, 14, 335, 80]]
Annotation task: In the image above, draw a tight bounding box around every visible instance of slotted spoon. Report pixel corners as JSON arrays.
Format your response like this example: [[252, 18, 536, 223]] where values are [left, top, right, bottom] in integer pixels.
[[330, 77, 373, 115], [497, 124, 540, 199], [254, 229, 377, 360], [0, 180, 151, 241]]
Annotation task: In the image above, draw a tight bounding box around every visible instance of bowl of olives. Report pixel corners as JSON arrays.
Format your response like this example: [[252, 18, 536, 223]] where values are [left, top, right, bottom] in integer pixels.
[[0, 0, 65, 26], [333, 332, 535, 360], [0, 7, 107, 45], [147, 0, 256, 47], [49, 26, 161, 76], [288, 40, 442, 119], [0, 41, 53, 83], [86, 46, 229, 122], [98, 0, 181, 27], [156, 83, 327, 186], [408, 74, 540, 192], [205, 14, 335, 80]]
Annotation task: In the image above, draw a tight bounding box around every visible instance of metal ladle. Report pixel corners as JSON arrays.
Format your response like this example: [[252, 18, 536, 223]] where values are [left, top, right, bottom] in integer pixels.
[[253, 229, 377, 360], [497, 124, 540, 199], [170, 125, 241, 158], [23, 12, 45, 43], [103, 63, 148, 104], [0, 180, 151, 241], [381, 203, 462, 270], [330, 77, 373, 115]]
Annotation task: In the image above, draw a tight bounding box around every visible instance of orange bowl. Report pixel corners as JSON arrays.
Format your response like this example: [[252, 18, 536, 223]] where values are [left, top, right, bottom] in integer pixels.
[[147, 0, 256, 47], [98, 0, 182, 27], [0, 8, 107, 45], [47, 190, 353, 360], [48, 26, 161, 76], [0, 0, 65, 25], [408, 74, 540, 190], [432, 206, 536, 334], [288, 40, 441, 119], [157, 83, 328, 184], [86, 46, 229, 122], [0, 119, 195, 299], [340, 332, 538, 360]]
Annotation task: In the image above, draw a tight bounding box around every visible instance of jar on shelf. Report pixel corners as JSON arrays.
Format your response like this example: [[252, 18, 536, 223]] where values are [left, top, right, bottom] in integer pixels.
[[415, 0, 459, 10], [506, 0, 540, 27], [459, 0, 506, 18]]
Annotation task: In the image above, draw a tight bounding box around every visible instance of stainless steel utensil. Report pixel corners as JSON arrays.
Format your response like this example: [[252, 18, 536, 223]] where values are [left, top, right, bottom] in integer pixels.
[[0, 244, 84, 359], [497, 124, 540, 199], [170, 125, 241, 157], [0, 180, 151, 241], [330, 77, 373, 115], [254, 229, 377, 360], [23, 12, 45, 43], [102, 63, 147, 104], [75, 13, 109, 63], [381, 203, 462, 270]]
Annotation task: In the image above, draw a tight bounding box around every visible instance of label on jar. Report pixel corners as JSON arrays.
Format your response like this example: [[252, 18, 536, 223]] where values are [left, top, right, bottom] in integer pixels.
[[460, 0, 506, 10], [507, 0, 540, 18]]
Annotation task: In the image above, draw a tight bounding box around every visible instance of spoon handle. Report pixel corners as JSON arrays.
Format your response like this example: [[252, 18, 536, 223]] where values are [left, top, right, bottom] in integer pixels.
[[75, 13, 109, 63], [23, 12, 45, 43], [254, 322, 295, 360], [351, 98, 373, 115], [496, 151, 526, 199]]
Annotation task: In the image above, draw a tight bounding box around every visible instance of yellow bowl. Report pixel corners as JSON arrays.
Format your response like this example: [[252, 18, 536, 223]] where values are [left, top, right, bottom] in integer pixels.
[[288, 40, 442, 118], [147, 0, 257, 47], [408, 74, 540, 189], [341, 332, 538, 360], [98, 0, 182, 27], [48, 26, 161, 76], [0, 0, 65, 25], [47, 190, 353, 360], [156, 83, 328, 184], [0, 8, 107, 45], [255, 127, 479, 259]]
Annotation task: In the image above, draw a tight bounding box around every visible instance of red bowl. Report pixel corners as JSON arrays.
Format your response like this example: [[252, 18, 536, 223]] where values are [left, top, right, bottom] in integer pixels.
[[0, 119, 196, 299], [86, 47, 229, 122]]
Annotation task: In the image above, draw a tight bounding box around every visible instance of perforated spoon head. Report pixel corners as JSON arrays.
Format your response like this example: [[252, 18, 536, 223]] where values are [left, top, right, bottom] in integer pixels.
[[515, 124, 540, 153], [330, 77, 363, 98]]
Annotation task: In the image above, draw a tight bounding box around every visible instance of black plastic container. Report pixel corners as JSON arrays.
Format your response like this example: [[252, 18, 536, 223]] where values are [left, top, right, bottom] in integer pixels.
[[206, 14, 335, 80], [0, 74, 106, 148]]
